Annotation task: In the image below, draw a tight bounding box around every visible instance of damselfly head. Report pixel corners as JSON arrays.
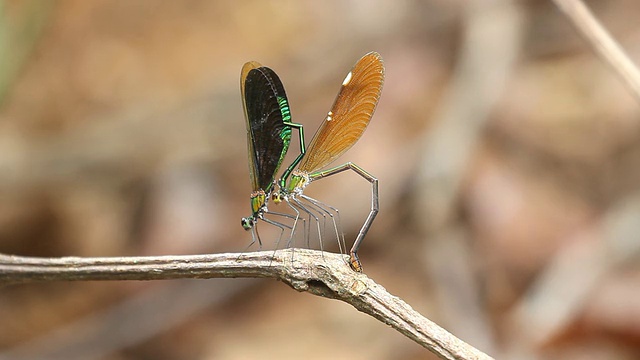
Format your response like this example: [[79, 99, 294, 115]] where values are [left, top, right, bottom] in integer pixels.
[[271, 191, 284, 204], [241, 216, 256, 230]]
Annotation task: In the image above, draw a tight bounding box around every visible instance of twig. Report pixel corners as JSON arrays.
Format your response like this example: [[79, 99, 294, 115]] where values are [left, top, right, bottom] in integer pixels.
[[0, 249, 493, 360], [552, 0, 640, 102]]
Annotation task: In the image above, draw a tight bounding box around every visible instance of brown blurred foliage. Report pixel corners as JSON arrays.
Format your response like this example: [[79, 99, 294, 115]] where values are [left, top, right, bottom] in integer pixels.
[[1, 0, 640, 359]]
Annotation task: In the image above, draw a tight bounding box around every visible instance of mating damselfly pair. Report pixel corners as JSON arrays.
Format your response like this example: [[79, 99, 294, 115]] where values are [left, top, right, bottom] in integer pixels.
[[239, 52, 384, 272]]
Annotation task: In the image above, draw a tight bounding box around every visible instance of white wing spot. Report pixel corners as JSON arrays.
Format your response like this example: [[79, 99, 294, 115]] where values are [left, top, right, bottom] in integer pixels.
[[326, 111, 333, 121], [342, 71, 353, 86]]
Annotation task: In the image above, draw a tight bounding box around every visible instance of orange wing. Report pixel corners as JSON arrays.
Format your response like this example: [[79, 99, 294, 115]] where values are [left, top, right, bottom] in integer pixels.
[[298, 52, 384, 173]]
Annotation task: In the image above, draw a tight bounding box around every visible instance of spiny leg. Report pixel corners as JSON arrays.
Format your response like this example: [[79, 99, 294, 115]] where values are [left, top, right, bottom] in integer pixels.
[[282, 199, 304, 250], [310, 162, 378, 272], [300, 194, 345, 259], [267, 203, 309, 266], [297, 195, 339, 265], [298, 196, 330, 248], [236, 224, 260, 263], [265, 210, 297, 249], [287, 198, 310, 249], [285, 198, 309, 248], [264, 210, 297, 252], [291, 197, 323, 253], [240, 215, 292, 254], [272, 198, 312, 266], [241, 219, 266, 252], [261, 213, 295, 267]]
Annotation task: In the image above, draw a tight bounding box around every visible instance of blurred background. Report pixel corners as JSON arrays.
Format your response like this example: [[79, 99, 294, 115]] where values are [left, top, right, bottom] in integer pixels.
[[1, 0, 640, 359]]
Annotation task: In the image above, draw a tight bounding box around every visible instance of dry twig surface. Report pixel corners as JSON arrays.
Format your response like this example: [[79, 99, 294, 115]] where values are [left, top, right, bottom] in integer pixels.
[[0, 249, 492, 360]]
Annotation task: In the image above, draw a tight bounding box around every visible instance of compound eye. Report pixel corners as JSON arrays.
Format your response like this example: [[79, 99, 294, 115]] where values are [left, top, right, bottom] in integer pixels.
[[241, 217, 254, 230]]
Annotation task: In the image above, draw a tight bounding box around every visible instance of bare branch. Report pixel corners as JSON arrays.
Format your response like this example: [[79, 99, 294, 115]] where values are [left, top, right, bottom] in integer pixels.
[[0, 249, 493, 360], [552, 0, 640, 102]]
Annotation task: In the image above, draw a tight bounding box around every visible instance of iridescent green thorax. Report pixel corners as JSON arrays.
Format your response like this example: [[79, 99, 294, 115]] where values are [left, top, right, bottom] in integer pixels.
[[250, 189, 267, 216], [286, 170, 310, 194]]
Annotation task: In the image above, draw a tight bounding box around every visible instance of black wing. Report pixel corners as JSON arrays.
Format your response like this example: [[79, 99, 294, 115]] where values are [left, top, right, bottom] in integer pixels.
[[241, 64, 292, 192]]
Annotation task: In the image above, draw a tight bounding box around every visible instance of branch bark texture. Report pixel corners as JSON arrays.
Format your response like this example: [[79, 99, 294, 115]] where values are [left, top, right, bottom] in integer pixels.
[[0, 249, 492, 360]]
